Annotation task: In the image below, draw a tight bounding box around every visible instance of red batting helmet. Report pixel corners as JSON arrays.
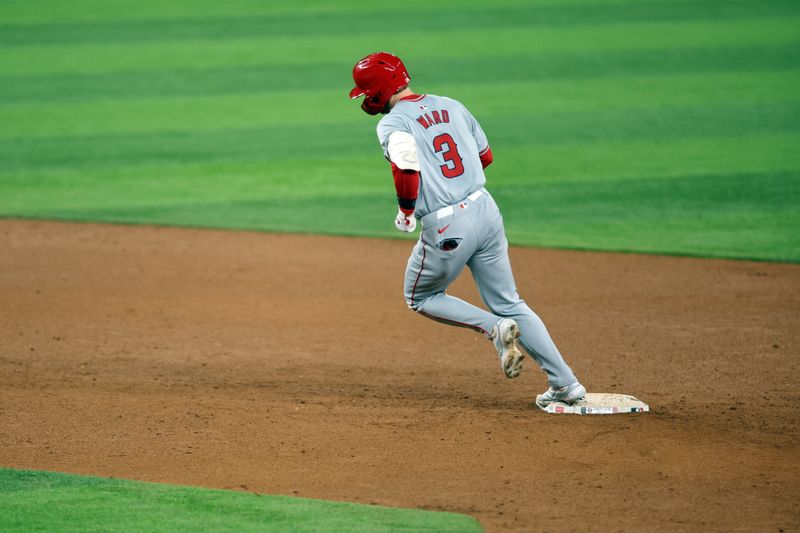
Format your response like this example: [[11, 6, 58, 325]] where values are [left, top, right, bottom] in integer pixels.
[[349, 52, 410, 115]]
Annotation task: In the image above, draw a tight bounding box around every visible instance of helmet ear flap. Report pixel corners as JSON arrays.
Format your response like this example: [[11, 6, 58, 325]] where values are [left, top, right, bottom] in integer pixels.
[[361, 94, 388, 115]]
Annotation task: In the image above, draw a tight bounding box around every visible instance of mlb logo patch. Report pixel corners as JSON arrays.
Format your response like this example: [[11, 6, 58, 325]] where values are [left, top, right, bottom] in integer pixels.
[[459, 201, 469, 209]]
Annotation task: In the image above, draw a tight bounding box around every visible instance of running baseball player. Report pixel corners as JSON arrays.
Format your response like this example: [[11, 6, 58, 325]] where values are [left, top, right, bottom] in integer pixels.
[[348, 52, 585, 408]]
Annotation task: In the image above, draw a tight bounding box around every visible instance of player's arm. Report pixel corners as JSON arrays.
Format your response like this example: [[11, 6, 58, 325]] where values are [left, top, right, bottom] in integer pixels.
[[391, 161, 419, 215], [388, 131, 420, 213], [387, 131, 420, 232]]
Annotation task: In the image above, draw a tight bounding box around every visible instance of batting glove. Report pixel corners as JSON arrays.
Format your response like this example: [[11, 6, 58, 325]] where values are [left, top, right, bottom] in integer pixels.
[[394, 209, 417, 233]]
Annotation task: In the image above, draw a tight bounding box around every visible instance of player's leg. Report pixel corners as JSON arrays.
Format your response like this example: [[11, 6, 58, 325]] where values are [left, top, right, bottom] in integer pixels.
[[467, 203, 580, 389], [404, 218, 526, 378], [403, 216, 498, 337]]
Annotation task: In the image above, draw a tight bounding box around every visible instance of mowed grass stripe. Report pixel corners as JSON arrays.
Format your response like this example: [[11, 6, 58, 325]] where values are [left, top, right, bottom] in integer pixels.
[[485, 102, 800, 146], [0, 0, 605, 24], [1, 135, 797, 213], [497, 170, 800, 261], [3, 70, 798, 139], [2, 0, 797, 47], [3, 17, 798, 77], [0, 0, 567, 28], [460, 70, 800, 117], [3, 102, 798, 172], [2, 44, 798, 104], [0, 122, 376, 172], [500, 134, 800, 183], [0, 157, 393, 214], [8, 171, 797, 262], [18, 0, 769, 25], [0, 0, 358, 24]]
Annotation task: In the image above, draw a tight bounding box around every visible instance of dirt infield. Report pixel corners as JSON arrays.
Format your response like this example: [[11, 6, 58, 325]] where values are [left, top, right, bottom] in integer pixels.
[[1, 219, 798, 532]]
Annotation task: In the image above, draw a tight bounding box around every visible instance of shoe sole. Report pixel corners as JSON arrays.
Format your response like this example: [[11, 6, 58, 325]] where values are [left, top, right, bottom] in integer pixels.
[[500, 321, 524, 379]]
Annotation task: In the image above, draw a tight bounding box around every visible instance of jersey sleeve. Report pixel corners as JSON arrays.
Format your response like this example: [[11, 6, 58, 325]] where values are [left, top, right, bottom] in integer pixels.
[[376, 114, 410, 160], [462, 105, 490, 154], [377, 113, 420, 215]]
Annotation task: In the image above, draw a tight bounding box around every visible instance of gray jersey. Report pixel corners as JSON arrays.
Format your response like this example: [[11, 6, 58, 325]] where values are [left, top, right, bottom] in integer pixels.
[[377, 94, 489, 218]]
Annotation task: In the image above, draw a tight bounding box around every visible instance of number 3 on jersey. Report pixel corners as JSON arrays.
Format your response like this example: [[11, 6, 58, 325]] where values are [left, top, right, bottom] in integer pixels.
[[433, 133, 465, 179]]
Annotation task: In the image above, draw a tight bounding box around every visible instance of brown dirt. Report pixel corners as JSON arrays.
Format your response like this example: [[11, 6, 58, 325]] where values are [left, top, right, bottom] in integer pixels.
[[1, 219, 798, 532]]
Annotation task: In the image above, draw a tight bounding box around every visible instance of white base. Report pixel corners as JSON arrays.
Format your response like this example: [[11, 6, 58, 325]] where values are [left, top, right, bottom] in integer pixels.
[[539, 393, 649, 415]]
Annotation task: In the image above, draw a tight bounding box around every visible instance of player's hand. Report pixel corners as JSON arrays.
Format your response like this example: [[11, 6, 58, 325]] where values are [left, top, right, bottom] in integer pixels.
[[394, 210, 417, 232]]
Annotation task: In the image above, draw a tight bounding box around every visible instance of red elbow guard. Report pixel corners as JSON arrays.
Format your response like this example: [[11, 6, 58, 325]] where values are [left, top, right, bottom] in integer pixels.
[[391, 162, 420, 215], [479, 147, 494, 169]]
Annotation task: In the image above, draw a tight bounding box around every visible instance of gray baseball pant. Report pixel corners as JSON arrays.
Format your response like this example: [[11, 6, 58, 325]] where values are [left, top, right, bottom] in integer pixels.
[[403, 188, 578, 388]]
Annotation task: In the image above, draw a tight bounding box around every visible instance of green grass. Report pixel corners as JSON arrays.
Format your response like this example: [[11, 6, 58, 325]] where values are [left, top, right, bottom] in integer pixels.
[[1, 0, 799, 261], [0, 468, 482, 533]]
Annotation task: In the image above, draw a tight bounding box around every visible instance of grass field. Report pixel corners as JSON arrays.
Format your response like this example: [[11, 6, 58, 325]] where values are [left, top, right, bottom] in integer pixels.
[[0, 468, 481, 532], [0, 0, 798, 261]]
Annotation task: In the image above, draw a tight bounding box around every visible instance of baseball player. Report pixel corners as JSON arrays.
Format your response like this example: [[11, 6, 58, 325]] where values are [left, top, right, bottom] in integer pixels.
[[348, 52, 585, 408]]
